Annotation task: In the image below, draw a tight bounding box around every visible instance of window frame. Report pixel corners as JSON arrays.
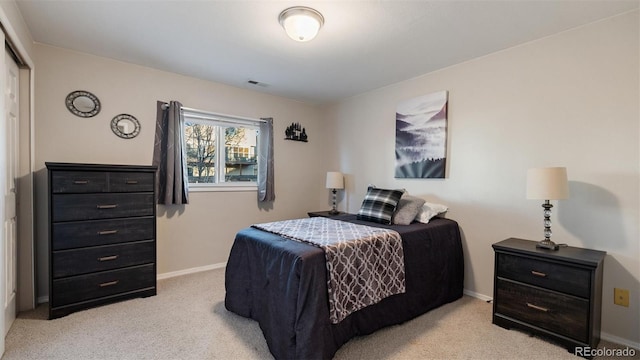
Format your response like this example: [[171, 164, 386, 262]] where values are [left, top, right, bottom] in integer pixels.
[[182, 108, 261, 192]]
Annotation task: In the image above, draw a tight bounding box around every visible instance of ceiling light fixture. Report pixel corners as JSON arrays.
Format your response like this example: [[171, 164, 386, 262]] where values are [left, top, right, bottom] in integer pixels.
[[278, 6, 324, 42]]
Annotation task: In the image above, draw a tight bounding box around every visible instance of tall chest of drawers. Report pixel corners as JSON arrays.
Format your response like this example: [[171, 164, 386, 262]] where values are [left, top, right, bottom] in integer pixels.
[[492, 238, 606, 354], [47, 162, 157, 319]]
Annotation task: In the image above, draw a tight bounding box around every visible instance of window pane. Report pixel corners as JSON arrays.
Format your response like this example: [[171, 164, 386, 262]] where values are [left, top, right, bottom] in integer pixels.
[[224, 127, 258, 182], [185, 122, 216, 183]]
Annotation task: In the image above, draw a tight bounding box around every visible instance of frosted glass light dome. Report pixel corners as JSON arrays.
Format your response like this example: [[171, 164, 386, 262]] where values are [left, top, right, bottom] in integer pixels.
[[278, 6, 324, 42]]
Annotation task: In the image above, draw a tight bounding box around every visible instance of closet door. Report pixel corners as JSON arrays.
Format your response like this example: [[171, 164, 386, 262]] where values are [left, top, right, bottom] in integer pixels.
[[3, 42, 19, 336]]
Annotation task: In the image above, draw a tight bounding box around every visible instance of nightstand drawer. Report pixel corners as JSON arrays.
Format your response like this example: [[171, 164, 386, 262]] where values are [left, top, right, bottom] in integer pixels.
[[497, 253, 590, 298], [52, 193, 154, 222], [52, 217, 155, 250], [51, 264, 155, 307], [52, 240, 155, 278], [495, 278, 589, 343]]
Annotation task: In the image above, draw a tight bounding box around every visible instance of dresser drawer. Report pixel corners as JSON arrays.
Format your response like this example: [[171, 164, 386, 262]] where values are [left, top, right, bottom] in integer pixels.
[[497, 253, 590, 298], [51, 171, 155, 194], [52, 193, 154, 222], [495, 278, 589, 343], [52, 240, 155, 278], [52, 217, 155, 250], [51, 264, 155, 307], [51, 171, 108, 193], [108, 172, 154, 193]]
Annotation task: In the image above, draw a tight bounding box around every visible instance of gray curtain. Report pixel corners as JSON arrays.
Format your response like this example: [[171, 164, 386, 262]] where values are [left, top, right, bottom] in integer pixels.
[[153, 100, 189, 205], [258, 117, 275, 202]]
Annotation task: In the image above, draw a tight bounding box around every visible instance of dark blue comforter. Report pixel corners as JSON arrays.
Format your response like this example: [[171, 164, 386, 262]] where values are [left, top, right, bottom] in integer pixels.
[[224, 214, 464, 359]]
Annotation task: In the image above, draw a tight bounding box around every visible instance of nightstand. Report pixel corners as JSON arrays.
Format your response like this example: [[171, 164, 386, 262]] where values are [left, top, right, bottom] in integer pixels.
[[492, 238, 605, 355], [307, 210, 346, 218]]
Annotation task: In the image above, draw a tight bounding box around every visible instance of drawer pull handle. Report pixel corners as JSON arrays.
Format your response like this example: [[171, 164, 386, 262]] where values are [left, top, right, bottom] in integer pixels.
[[99, 280, 119, 287], [98, 255, 119, 262], [126, 180, 139, 184], [73, 180, 89, 184], [98, 230, 118, 235], [526, 303, 549, 312], [531, 271, 547, 277], [97, 204, 118, 209]]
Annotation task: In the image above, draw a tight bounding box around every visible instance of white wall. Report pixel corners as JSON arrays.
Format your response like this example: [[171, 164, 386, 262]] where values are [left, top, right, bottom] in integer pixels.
[[325, 11, 639, 346], [33, 44, 334, 297]]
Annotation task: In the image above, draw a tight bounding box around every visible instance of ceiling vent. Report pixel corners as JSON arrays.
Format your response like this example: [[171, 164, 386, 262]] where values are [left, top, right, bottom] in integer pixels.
[[247, 80, 268, 87]]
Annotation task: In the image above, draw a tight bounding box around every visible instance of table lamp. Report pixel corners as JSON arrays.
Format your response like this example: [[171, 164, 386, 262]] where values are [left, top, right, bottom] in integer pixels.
[[326, 172, 344, 215], [526, 167, 569, 250]]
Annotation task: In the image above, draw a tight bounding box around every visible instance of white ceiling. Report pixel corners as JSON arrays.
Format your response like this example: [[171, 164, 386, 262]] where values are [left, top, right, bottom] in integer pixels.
[[15, 0, 639, 104]]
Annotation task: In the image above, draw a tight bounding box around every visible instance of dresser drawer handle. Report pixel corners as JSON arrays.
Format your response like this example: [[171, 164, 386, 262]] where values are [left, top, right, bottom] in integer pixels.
[[73, 180, 89, 184], [97, 204, 118, 209], [98, 255, 119, 262], [126, 180, 139, 184], [99, 280, 119, 287], [526, 303, 549, 312], [531, 271, 547, 277], [98, 230, 118, 235]]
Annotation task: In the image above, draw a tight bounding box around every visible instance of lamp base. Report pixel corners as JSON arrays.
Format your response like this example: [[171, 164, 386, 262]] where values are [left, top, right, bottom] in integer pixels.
[[329, 188, 339, 215], [536, 240, 559, 251]]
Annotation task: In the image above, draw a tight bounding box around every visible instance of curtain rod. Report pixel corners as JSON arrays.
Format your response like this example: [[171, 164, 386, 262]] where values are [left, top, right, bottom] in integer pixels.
[[160, 102, 266, 123]]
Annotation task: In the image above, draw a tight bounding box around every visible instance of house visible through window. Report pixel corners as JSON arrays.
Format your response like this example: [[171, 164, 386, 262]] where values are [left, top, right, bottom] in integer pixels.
[[183, 108, 260, 190]]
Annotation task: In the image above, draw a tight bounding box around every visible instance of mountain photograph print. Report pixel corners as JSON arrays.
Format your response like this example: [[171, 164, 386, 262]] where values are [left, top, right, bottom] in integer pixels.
[[395, 91, 448, 178]]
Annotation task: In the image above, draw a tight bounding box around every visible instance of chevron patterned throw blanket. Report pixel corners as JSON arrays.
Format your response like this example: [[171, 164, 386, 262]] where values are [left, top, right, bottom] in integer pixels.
[[252, 217, 405, 324]]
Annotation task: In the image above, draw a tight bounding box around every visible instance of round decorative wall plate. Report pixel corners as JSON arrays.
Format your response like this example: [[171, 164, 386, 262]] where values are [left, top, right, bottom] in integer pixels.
[[65, 90, 101, 118], [111, 114, 141, 139]]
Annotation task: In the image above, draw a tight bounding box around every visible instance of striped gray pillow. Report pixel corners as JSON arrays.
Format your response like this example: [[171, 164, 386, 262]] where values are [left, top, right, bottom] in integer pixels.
[[357, 187, 404, 224]]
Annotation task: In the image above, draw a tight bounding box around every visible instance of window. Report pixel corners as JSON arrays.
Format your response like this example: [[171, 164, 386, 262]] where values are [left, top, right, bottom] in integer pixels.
[[183, 108, 260, 191]]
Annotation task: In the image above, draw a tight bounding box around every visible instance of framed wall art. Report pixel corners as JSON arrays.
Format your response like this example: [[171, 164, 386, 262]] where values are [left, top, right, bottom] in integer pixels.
[[395, 90, 448, 179]]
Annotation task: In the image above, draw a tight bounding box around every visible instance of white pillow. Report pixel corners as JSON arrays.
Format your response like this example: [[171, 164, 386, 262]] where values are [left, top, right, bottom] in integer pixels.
[[415, 202, 448, 223]]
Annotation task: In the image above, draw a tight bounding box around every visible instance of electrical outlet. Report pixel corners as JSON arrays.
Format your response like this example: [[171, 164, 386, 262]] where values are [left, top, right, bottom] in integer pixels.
[[614, 288, 629, 307]]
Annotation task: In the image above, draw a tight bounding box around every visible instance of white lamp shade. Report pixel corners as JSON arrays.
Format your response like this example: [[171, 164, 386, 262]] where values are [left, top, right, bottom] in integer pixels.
[[326, 172, 344, 189], [279, 7, 324, 42], [526, 167, 569, 200]]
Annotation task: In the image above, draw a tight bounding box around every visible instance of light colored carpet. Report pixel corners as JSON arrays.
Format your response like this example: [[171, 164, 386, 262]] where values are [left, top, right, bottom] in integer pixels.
[[4, 268, 637, 359]]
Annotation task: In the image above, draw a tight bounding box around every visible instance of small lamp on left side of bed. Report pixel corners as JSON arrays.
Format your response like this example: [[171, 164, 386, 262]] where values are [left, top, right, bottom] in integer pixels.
[[326, 172, 344, 215]]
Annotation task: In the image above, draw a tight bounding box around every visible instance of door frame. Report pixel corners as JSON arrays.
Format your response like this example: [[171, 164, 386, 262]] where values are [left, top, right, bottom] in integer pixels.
[[0, 3, 36, 354]]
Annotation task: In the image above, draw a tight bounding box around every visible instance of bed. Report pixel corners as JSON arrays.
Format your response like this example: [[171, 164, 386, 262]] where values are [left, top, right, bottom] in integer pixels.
[[224, 213, 464, 359]]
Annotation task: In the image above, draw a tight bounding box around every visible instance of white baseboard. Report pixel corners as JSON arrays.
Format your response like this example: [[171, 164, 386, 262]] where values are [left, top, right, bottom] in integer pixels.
[[156, 262, 226, 280], [37, 295, 48, 304], [463, 289, 492, 302], [601, 331, 640, 350]]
